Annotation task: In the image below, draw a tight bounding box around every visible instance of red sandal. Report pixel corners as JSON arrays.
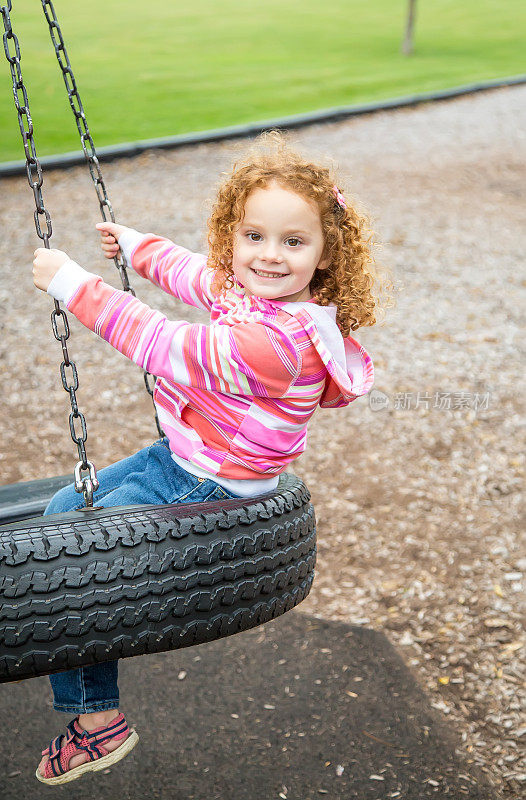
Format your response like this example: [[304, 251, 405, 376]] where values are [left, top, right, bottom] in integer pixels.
[[36, 712, 139, 785]]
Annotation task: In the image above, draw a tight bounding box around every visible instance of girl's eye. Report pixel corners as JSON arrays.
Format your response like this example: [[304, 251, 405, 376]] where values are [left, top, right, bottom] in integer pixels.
[[286, 237, 302, 247], [247, 232, 262, 241]]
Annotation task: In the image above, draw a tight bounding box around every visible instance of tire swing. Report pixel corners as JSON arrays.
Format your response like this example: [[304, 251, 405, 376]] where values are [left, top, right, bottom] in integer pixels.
[[0, 2, 316, 685]]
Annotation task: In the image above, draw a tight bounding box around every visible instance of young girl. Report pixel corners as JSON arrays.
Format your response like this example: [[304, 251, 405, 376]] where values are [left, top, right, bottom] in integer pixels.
[[32, 133, 387, 784]]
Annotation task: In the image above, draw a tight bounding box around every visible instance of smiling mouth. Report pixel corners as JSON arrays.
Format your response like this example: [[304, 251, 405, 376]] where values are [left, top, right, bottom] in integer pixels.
[[251, 268, 286, 278]]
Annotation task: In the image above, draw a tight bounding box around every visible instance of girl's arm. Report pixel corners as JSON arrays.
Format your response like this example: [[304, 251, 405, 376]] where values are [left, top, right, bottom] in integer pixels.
[[34, 250, 300, 398], [69, 277, 299, 397], [97, 222, 215, 311]]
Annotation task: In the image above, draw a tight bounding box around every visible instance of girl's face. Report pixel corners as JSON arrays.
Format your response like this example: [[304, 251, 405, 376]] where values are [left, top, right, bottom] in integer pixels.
[[232, 181, 328, 303]]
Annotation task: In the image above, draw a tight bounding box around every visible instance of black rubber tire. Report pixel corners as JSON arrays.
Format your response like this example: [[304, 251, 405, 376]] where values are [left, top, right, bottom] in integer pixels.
[[0, 473, 315, 683]]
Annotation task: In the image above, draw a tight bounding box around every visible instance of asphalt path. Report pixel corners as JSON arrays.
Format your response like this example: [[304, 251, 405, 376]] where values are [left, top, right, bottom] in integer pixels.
[[0, 611, 495, 799]]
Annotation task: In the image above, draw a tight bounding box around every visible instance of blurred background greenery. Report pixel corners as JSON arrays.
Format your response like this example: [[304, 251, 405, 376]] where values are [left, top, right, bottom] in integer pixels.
[[1, 0, 524, 163]]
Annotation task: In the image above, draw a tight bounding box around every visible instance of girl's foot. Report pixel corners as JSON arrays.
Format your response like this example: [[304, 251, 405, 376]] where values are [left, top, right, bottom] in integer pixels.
[[36, 710, 139, 784]]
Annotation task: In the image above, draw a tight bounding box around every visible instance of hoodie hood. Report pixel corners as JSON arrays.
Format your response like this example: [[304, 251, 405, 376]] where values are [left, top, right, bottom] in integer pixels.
[[281, 301, 374, 408]]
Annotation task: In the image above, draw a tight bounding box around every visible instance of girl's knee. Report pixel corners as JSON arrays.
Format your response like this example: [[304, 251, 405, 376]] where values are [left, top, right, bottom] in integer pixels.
[[44, 483, 82, 515]]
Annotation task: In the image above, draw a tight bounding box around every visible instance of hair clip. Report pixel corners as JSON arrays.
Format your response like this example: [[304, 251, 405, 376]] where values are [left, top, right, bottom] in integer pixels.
[[332, 185, 347, 211]]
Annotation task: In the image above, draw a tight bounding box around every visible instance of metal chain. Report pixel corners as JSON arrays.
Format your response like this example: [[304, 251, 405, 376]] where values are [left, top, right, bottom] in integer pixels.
[[1, 0, 99, 506], [40, 0, 164, 437]]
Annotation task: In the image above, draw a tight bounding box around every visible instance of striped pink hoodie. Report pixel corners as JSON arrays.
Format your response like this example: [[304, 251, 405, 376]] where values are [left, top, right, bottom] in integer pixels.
[[49, 231, 374, 482]]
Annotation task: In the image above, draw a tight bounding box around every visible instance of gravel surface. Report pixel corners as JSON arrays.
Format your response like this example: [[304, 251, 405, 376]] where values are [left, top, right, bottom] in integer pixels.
[[1, 85, 524, 797]]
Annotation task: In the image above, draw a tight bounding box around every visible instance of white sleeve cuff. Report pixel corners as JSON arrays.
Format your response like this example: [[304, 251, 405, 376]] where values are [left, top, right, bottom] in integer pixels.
[[46, 259, 98, 305], [118, 228, 146, 265]]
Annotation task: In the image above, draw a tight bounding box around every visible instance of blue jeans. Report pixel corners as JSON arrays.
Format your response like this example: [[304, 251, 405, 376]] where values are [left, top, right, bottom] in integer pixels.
[[44, 437, 240, 714]]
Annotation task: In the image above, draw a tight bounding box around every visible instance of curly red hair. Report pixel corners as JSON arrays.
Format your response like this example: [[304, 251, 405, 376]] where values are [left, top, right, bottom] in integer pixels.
[[207, 131, 395, 336]]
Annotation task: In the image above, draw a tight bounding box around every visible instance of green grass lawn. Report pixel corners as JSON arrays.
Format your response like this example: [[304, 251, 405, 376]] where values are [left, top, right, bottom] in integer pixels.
[[1, 0, 524, 163]]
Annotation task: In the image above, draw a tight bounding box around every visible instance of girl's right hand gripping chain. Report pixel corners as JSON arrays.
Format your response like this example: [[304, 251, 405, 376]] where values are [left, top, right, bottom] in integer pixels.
[[95, 221, 130, 259]]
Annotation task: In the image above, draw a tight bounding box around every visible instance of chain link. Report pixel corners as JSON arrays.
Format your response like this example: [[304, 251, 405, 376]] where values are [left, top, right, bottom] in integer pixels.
[[40, 0, 164, 437], [1, 1, 99, 505]]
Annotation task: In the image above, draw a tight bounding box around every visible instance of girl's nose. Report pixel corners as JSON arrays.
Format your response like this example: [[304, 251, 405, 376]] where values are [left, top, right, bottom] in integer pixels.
[[260, 242, 283, 263]]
